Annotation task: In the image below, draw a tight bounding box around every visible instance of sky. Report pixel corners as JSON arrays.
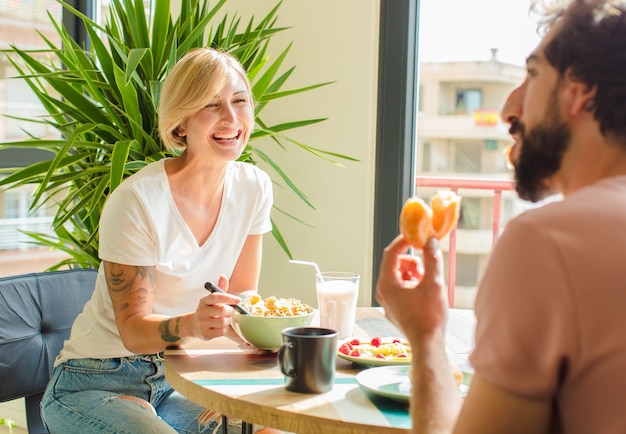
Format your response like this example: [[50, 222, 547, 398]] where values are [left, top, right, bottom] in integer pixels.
[[418, 0, 542, 66]]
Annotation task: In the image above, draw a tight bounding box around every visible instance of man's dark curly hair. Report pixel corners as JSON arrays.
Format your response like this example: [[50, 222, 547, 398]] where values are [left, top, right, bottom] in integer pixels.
[[532, 0, 626, 146]]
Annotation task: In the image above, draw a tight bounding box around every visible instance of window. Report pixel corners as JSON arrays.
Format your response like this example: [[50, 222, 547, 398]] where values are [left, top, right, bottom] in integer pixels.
[[421, 141, 431, 172], [0, 1, 63, 143], [454, 254, 480, 287], [458, 197, 480, 230], [411, 0, 542, 308], [2, 192, 20, 219], [455, 88, 482, 114], [1, 187, 48, 219], [372, 0, 543, 308], [454, 142, 482, 173], [0, 0, 94, 256]]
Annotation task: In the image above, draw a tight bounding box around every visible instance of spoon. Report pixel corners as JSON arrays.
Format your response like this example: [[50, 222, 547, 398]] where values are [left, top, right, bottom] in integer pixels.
[[204, 282, 252, 316]]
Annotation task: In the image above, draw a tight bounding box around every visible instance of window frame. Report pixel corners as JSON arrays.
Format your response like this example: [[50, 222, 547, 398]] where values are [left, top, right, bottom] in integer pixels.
[[63, 0, 94, 51], [371, 0, 420, 304], [0, 0, 95, 170]]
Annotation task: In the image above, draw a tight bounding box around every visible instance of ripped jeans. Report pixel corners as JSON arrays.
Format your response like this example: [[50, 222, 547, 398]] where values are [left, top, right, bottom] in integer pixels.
[[41, 354, 240, 434]]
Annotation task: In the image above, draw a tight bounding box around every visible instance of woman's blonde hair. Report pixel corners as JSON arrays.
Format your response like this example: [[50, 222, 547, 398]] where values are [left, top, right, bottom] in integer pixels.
[[158, 48, 254, 152]]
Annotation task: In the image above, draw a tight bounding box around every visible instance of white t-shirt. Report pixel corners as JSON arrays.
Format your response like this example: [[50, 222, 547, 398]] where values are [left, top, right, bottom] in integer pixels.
[[55, 159, 273, 364]]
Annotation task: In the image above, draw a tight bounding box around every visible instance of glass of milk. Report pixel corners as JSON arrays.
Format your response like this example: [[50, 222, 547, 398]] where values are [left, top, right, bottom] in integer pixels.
[[315, 272, 360, 339]]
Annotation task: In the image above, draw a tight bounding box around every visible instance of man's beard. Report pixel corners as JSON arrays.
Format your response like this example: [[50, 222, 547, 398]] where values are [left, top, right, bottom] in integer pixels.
[[514, 90, 571, 202]]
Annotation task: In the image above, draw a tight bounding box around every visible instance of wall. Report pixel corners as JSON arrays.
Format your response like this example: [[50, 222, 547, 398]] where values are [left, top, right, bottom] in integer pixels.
[[0, 2, 381, 429], [217, 1, 380, 307]]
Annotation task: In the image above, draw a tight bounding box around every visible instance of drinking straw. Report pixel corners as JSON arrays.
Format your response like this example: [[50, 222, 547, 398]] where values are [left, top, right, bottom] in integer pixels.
[[289, 259, 322, 277]]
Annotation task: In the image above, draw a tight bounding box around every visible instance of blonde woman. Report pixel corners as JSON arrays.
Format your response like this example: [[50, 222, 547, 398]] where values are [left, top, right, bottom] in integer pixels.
[[42, 48, 280, 434]]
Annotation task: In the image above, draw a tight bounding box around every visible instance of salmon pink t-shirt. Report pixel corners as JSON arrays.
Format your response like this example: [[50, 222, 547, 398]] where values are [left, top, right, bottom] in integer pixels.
[[470, 175, 626, 434]]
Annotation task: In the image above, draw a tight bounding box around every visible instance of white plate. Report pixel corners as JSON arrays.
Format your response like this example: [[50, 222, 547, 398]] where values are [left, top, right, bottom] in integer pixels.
[[337, 338, 412, 367], [337, 351, 412, 367], [355, 365, 412, 402], [356, 365, 473, 403]]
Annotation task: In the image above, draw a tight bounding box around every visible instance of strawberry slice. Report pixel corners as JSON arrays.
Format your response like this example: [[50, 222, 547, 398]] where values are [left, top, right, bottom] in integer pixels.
[[338, 343, 352, 355]]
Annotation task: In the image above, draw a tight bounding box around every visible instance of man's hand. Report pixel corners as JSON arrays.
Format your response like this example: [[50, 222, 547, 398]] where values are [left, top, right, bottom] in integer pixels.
[[375, 235, 448, 343], [376, 235, 460, 434]]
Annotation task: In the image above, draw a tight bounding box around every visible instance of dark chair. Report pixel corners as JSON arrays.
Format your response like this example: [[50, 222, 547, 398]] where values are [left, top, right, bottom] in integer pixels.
[[0, 268, 97, 434]]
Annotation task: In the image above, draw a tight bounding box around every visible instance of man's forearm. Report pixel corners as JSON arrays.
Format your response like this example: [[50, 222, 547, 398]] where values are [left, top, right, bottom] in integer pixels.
[[410, 338, 462, 434]]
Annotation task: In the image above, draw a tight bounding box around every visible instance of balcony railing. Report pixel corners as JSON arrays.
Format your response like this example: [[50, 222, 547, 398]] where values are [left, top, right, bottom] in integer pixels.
[[415, 176, 515, 307]]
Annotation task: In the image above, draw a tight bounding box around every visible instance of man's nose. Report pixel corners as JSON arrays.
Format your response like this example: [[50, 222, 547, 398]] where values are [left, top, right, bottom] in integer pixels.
[[501, 80, 526, 125]]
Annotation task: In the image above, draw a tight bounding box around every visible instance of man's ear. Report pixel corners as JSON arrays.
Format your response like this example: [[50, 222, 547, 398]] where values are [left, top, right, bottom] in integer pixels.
[[564, 68, 596, 116]]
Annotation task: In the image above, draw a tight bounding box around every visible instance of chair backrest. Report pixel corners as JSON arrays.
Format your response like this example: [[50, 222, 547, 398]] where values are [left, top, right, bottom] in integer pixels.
[[0, 268, 97, 434]]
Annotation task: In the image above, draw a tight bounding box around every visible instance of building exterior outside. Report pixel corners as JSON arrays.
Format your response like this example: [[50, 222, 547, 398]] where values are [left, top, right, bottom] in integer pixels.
[[0, 1, 123, 277], [0, 1, 67, 277], [415, 56, 534, 308]]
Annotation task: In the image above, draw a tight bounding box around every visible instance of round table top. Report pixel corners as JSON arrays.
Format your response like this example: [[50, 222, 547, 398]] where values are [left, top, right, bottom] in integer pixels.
[[164, 307, 474, 434]]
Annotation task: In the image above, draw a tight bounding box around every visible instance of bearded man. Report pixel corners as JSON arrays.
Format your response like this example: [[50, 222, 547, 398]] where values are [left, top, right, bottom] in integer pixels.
[[376, 1, 626, 433]]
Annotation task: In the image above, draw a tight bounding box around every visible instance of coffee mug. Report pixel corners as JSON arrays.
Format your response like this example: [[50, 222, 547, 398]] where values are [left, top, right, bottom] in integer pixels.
[[277, 327, 338, 393]]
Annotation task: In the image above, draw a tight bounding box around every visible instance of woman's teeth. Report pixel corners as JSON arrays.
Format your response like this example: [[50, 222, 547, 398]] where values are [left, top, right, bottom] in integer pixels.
[[213, 133, 238, 140]]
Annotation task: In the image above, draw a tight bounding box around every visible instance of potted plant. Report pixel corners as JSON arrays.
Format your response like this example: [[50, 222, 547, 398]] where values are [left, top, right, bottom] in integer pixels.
[[0, 0, 354, 269], [0, 419, 16, 433]]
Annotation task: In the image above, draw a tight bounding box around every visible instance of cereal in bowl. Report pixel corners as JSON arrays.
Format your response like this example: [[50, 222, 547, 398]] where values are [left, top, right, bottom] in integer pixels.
[[243, 294, 313, 317]]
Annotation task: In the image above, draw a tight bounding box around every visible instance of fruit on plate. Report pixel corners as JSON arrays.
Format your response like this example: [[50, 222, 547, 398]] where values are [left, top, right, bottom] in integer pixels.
[[399, 191, 462, 249], [338, 337, 411, 360]]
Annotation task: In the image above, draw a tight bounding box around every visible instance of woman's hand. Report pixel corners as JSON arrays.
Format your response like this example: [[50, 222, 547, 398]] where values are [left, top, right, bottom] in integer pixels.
[[193, 275, 242, 340]]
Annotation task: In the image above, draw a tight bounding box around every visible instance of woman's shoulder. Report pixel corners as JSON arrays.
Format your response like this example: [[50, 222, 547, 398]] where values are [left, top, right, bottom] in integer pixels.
[[114, 160, 167, 191], [228, 161, 271, 184], [125, 159, 166, 183], [105, 160, 167, 207]]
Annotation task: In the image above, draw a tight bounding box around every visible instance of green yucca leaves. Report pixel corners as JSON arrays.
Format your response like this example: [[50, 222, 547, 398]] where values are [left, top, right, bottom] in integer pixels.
[[0, 0, 356, 269]]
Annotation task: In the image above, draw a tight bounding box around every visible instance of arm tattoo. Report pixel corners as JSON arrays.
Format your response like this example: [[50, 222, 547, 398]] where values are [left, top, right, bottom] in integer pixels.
[[158, 317, 181, 343], [136, 266, 156, 286], [106, 264, 156, 314], [108, 266, 155, 290]]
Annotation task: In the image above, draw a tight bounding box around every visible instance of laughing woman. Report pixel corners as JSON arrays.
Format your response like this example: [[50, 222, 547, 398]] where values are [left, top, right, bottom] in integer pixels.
[[41, 48, 281, 434]]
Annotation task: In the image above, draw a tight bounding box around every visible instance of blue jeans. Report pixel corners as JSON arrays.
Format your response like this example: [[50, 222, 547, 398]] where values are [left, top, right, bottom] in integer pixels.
[[41, 354, 242, 434]]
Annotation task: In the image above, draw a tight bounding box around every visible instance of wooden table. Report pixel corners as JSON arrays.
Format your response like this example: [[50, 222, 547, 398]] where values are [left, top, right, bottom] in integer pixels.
[[164, 307, 475, 434]]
